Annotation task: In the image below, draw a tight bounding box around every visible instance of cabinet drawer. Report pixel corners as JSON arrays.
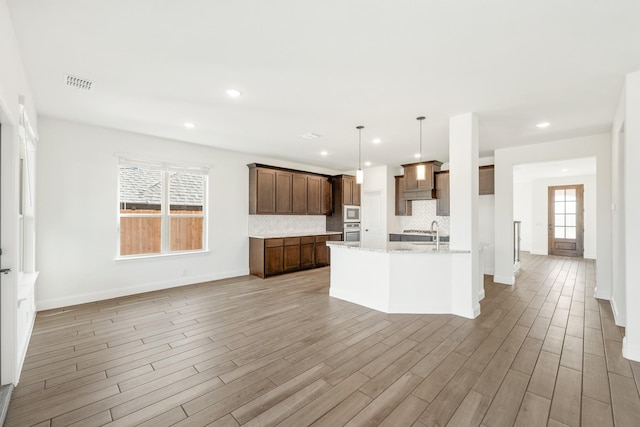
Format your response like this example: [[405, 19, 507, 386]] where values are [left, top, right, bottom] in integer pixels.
[[265, 238, 284, 247], [301, 236, 315, 244], [315, 235, 329, 243], [284, 237, 301, 246]]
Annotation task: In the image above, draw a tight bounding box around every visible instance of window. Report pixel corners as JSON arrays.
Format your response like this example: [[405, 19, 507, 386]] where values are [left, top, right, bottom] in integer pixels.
[[118, 159, 208, 257]]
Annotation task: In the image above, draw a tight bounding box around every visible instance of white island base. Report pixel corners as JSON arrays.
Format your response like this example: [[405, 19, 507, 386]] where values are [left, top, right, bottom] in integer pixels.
[[327, 242, 480, 319]]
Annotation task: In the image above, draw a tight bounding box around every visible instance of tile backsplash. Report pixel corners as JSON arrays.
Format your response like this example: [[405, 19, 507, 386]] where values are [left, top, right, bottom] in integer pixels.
[[398, 200, 450, 235], [248, 215, 326, 235]]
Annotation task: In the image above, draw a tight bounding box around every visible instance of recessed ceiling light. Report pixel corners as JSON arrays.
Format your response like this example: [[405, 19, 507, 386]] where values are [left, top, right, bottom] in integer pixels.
[[561, 168, 569, 172], [320, 151, 328, 156], [372, 138, 382, 144], [301, 132, 320, 139], [414, 153, 421, 159], [226, 89, 242, 98], [365, 161, 372, 166], [536, 122, 550, 128], [183, 122, 196, 129]]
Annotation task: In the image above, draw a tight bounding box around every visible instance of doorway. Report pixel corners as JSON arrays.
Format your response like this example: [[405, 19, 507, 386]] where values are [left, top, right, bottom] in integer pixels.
[[548, 184, 584, 257], [361, 190, 384, 246]]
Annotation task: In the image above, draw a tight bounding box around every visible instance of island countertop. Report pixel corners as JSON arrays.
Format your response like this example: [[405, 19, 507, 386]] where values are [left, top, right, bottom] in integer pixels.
[[249, 231, 343, 239], [327, 241, 469, 254]]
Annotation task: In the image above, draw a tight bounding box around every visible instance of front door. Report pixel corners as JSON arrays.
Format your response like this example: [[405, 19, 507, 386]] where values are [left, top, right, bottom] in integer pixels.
[[548, 184, 584, 257]]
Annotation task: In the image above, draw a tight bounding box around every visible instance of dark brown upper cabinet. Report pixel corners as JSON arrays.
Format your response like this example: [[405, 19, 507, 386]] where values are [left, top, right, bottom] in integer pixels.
[[435, 171, 450, 217], [394, 175, 412, 216], [479, 165, 495, 195], [275, 170, 293, 213], [248, 164, 333, 215], [432, 165, 495, 217], [336, 175, 360, 206], [401, 161, 442, 200], [292, 173, 308, 213], [249, 167, 276, 214]]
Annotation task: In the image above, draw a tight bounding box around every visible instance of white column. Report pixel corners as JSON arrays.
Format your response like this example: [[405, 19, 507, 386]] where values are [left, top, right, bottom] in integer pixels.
[[449, 113, 480, 318], [623, 70, 640, 361]]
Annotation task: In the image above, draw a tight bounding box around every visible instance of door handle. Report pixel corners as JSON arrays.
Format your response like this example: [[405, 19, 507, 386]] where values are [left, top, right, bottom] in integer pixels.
[[0, 268, 11, 275]]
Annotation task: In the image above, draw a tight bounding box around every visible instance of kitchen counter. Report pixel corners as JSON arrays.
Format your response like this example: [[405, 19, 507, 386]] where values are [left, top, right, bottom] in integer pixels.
[[249, 231, 343, 239], [327, 241, 468, 254], [328, 241, 480, 318]]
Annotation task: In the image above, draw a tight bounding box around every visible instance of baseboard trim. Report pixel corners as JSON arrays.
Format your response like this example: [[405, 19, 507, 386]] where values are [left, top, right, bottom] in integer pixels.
[[610, 298, 626, 327], [623, 337, 640, 362], [530, 250, 547, 256], [36, 269, 249, 311], [16, 311, 36, 383], [494, 275, 515, 285], [478, 289, 485, 301]]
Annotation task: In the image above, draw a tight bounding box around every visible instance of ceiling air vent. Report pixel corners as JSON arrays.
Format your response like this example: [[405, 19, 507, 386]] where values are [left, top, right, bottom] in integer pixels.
[[65, 74, 94, 91]]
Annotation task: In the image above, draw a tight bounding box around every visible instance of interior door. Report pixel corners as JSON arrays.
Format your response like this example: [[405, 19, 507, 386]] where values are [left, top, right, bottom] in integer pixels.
[[362, 190, 384, 246], [548, 184, 584, 257]]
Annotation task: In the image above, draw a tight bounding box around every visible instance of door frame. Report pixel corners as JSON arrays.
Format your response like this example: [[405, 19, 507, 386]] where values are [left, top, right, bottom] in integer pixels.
[[548, 184, 584, 257]]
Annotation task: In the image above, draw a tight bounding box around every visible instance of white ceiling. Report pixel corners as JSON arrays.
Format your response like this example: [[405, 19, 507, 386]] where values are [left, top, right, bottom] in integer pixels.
[[8, 0, 640, 171]]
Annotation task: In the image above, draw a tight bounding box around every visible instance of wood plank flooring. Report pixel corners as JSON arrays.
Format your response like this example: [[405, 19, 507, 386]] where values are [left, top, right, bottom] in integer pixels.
[[7, 253, 640, 426]]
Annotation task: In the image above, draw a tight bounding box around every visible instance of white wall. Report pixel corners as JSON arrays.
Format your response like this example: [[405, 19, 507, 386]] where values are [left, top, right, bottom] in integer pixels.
[[611, 87, 626, 328], [0, 0, 38, 384], [494, 134, 611, 292], [622, 70, 640, 362], [529, 175, 597, 259], [513, 181, 532, 252], [35, 117, 341, 309]]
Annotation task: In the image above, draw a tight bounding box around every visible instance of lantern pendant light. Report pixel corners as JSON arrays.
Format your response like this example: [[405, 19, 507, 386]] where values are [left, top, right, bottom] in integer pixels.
[[416, 116, 426, 181], [356, 125, 364, 184]]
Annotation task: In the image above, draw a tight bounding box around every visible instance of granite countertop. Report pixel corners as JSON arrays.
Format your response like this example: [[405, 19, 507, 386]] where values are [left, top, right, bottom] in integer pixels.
[[327, 241, 469, 254], [389, 231, 450, 237], [249, 231, 343, 239]]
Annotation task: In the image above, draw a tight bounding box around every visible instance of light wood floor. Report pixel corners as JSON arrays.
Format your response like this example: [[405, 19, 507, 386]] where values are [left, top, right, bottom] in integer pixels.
[[7, 253, 640, 426]]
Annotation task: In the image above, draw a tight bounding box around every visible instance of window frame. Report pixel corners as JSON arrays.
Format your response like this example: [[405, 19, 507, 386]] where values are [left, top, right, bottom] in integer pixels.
[[117, 158, 209, 259]]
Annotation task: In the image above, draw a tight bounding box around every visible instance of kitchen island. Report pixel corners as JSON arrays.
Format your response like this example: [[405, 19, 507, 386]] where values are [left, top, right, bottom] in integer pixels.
[[327, 241, 480, 318]]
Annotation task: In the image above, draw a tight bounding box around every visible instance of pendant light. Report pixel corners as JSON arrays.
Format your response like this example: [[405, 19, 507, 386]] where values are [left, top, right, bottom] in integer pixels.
[[416, 116, 426, 180], [356, 125, 364, 184]]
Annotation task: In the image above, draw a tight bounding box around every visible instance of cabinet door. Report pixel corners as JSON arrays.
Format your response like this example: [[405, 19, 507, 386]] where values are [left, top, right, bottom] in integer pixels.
[[314, 236, 329, 266], [394, 176, 412, 216], [321, 178, 332, 214], [264, 239, 284, 276], [479, 165, 495, 195], [283, 238, 301, 272], [403, 163, 435, 194], [300, 236, 315, 268], [307, 175, 322, 214], [435, 171, 450, 216], [276, 171, 293, 213], [343, 177, 353, 205], [352, 180, 361, 206], [256, 168, 276, 214], [292, 173, 307, 213]]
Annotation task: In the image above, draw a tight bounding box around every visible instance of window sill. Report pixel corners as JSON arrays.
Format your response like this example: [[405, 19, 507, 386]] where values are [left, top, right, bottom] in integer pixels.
[[114, 250, 211, 262]]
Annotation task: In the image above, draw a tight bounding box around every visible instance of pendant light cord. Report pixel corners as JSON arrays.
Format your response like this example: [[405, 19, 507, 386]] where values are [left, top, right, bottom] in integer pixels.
[[417, 116, 425, 162], [356, 125, 364, 170]]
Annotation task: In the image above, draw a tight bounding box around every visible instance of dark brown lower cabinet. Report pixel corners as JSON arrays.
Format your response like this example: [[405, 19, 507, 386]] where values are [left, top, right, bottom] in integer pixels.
[[300, 236, 315, 269], [264, 239, 284, 276], [250, 234, 342, 278], [315, 236, 329, 267], [283, 237, 301, 271]]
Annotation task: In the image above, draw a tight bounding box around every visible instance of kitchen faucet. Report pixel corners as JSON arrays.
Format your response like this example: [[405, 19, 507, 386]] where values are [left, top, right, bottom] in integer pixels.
[[430, 220, 440, 251]]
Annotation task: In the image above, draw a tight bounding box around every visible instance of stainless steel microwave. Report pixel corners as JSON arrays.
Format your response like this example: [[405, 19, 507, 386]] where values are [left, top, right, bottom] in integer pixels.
[[343, 205, 360, 222]]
